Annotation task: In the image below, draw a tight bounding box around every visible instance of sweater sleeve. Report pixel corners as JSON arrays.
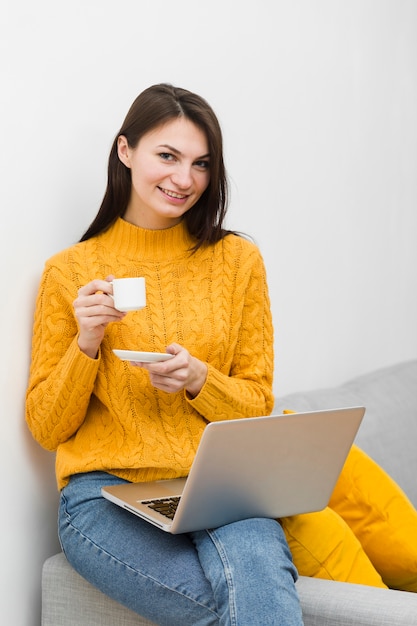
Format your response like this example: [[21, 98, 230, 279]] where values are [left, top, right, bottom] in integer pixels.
[[25, 264, 100, 451], [187, 244, 275, 421]]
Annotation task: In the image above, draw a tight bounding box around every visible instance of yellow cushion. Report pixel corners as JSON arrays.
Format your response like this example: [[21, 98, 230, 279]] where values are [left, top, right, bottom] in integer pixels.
[[329, 444, 417, 592], [280, 507, 386, 587]]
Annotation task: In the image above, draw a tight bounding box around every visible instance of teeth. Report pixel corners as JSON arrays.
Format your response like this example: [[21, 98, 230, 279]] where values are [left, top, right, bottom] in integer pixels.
[[162, 188, 187, 199]]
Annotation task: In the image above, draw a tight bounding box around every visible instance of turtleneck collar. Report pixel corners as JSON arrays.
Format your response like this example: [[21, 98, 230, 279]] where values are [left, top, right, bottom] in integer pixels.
[[99, 217, 198, 262]]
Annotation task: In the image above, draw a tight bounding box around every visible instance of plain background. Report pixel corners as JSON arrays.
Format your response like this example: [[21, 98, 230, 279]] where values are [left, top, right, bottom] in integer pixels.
[[1, 1, 416, 623]]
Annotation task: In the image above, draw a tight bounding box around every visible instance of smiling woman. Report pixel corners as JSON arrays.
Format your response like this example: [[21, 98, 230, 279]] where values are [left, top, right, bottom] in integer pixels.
[[117, 118, 211, 230], [80, 83, 229, 249], [25, 83, 304, 625]]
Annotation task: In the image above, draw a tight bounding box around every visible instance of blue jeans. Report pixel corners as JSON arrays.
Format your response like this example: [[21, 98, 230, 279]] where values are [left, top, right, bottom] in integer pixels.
[[59, 472, 303, 626]]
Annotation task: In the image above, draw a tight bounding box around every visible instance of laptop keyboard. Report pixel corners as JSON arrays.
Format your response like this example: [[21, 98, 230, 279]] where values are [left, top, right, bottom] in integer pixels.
[[142, 497, 181, 520]]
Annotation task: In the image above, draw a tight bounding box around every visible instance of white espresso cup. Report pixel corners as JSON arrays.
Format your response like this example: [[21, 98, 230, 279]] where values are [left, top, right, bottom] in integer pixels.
[[111, 277, 146, 312]]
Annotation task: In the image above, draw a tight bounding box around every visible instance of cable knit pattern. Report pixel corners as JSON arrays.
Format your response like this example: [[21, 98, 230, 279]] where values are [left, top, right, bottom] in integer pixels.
[[26, 218, 274, 489]]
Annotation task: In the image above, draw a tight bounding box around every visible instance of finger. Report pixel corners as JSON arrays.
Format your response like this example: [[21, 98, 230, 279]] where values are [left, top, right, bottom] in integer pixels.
[[150, 366, 188, 386], [143, 359, 184, 377], [75, 291, 121, 313], [75, 299, 126, 323], [148, 375, 184, 393], [166, 342, 183, 356], [77, 278, 114, 298]]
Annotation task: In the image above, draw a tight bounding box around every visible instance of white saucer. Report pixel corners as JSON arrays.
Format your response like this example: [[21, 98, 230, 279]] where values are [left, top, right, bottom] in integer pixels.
[[113, 349, 175, 363]]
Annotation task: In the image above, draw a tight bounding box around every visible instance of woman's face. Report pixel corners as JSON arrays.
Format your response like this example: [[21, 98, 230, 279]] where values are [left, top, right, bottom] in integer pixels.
[[118, 117, 210, 230]]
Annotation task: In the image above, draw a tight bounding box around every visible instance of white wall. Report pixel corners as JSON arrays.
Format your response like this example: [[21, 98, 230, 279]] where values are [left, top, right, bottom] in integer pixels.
[[1, 1, 416, 623]]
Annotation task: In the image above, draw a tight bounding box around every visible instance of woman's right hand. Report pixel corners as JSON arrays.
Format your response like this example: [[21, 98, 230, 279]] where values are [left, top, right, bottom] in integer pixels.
[[73, 276, 126, 358]]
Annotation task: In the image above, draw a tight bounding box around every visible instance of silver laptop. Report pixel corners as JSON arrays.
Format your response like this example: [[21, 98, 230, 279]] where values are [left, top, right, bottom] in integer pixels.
[[101, 406, 365, 534]]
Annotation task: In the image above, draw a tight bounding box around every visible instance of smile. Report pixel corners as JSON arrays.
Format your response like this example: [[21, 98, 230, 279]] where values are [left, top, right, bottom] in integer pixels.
[[159, 187, 188, 200]]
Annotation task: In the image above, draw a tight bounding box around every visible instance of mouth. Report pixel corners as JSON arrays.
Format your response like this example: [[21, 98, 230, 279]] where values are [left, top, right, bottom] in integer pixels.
[[158, 187, 189, 200]]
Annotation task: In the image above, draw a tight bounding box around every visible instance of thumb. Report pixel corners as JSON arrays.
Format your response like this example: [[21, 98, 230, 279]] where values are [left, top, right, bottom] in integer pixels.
[[166, 343, 182, 356]]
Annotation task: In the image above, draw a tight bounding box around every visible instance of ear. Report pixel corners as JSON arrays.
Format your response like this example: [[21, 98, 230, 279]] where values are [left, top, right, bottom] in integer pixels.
[[117, 135, 131, 168]]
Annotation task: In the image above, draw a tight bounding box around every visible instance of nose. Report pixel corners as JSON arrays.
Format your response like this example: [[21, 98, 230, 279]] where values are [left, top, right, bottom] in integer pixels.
[[170, 163, 193, 189]]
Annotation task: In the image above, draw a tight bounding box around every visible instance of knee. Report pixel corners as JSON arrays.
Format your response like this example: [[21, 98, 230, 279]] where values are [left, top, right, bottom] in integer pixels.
[[222, 517, 295, 568]]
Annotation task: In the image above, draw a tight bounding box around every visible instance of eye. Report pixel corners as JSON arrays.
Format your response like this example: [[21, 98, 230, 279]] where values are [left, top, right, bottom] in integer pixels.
[[159, 152, 176, 161], [194, 160, 210, 170]]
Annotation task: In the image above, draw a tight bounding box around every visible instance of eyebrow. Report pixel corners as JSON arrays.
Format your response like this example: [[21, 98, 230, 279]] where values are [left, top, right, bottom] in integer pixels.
[[157, 144, 210, 159]]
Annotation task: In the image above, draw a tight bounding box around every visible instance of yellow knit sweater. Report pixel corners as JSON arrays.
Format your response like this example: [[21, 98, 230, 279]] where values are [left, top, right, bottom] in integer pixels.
[[26, 218, 274, 489]]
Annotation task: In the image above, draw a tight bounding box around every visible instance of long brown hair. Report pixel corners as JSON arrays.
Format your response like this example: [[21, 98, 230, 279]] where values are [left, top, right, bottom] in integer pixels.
[[80, 83, 230, 249]]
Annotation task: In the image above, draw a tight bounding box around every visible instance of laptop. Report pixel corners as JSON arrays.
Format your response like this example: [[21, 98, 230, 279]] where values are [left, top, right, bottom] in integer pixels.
[[101, 406, 365, 534]]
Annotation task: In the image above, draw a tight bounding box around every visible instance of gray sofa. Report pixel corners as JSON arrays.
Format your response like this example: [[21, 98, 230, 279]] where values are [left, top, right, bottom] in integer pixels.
[[42, 359, 417, 625]]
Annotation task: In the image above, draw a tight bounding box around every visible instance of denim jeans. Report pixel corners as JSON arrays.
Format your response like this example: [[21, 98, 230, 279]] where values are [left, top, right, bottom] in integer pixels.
[[59, 472, 304, 626]]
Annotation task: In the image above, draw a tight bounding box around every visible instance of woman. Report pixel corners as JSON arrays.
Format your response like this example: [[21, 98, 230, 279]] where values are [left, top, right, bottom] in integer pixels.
[[26, 84, 304, 625]]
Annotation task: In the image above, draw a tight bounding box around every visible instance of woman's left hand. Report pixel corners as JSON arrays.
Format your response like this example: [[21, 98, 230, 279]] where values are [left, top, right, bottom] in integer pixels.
[[132, 343, 208, 397]]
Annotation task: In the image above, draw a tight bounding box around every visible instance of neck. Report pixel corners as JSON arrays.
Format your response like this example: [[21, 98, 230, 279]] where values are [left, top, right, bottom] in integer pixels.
[[99, 217, 197, 262], [123, 205, 183, 230]]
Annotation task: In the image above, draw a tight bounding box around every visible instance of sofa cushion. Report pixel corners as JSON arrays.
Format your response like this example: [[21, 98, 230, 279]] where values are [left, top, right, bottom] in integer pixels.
[[275, 360, 417, 506], [281, 506, 386, 587], [329, 444, 417, 592], [42, 552, 153, 626], [43, 552, 417, 626], [296, 576, 417, 626]]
